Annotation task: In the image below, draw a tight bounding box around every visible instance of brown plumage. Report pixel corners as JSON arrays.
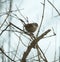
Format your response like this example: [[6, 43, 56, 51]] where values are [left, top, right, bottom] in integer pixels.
[[24, 23, 38, 33]]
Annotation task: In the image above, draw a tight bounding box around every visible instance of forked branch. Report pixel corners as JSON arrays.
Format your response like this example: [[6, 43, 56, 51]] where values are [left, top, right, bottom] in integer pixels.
[[21, 29, 51, 62]]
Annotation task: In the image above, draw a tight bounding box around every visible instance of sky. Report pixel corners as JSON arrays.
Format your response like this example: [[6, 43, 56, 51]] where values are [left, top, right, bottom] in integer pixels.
[[0, 0, 60, 62], [12, 0, 60, 61]]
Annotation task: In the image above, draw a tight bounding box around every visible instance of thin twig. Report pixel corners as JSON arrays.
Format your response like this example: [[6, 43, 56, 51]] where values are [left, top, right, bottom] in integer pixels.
[[10, 22, 29, 35], [10, 22, 35, 40], [16, 5, 27, 21], [12, 13, 25, 25], [36, 46, 41, 62], [47, 0, 60, 15], [0, 15, 9, 29], [0, 24, 10, 35], [1, 29, 31, 40], [0, 8, 24, 17], [21, 29, 51, 62], [0, 50, 21, 61], [0, 48, 16, 62], [37, 0, 46, 36], [0, 0, 13, 29], [13, 31, 30, 47], [36, 44, 48, 62], [43, 34, 56, 39], [44, 42, 51, 53], [13, 35, 20, 60], [0, 22, 34, 41]]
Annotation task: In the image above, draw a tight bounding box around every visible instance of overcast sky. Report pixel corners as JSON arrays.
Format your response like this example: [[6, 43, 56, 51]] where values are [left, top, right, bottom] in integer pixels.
[[0, 0, 60, 62], [12, 0, 60, 62]]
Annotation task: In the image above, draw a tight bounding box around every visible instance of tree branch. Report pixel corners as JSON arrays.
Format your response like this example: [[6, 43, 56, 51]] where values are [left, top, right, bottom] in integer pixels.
[[47, 0, 60, 15], [21, 29, 51, 62], [0, 48, 16, 62]]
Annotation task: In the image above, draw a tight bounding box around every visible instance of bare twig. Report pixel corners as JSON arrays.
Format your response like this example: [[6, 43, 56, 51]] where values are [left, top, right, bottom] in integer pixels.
[[1, 29, 31, 40], [0, 22, 35, 41], [0, 24, 10, 35], [44, 42, 51, 53], [43, 34, 56, 39], [21, 29, 51, 62], [0, 8, 24, 17], [0, 0, 13, 29], [12, 33, 20, 60], [16, 5, 27, 21], [0, 48, 16, 62], [36, 44, 48, 62], [19, 37, 28, 47], [12, 13, 25, 25], [13, 32, 28, 60], [10, 22, 29, 35], [47, 0, 60, 15], [0, 0, 12, 29], [0, 15, 9, 29], [10, 22, 36, 40], [36, 46, 41, 62], [37, 0, 46, 36]]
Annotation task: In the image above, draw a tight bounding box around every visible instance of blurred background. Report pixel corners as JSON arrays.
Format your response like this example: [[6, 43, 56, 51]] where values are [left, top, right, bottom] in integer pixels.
[[0, 0, 60, 62]]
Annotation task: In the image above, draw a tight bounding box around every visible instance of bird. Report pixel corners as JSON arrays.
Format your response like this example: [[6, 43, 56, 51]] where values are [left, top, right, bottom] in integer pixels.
[[24, 23, 38, 33]]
